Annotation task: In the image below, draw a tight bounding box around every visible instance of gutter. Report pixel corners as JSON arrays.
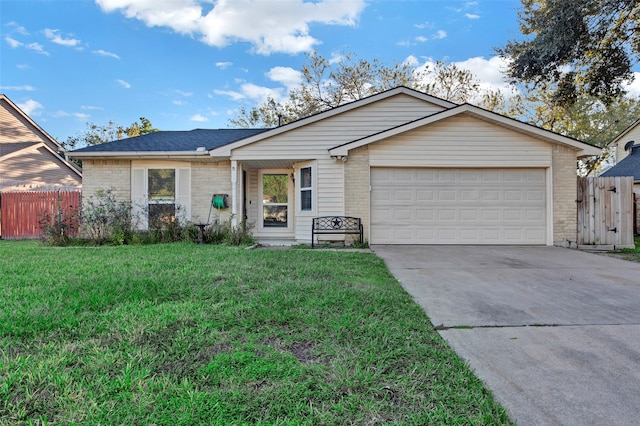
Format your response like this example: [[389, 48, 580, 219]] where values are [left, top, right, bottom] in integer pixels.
[[69, 150, 210, 158]]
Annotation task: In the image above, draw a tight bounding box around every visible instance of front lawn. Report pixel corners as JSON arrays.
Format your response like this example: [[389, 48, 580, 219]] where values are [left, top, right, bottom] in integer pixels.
[[0, 241, 512, 425]]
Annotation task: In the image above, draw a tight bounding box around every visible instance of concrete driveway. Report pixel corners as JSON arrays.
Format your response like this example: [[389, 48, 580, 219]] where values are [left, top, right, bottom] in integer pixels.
[[372, 245, 640, 426]]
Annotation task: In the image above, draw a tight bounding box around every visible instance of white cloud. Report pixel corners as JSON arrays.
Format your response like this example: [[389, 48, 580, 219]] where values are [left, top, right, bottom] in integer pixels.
[[465, 13, 480, 19], [414, 21, 434, 30], [190, 113, 209, 122], [413, 55, 516, 102], [173, 99, 188, 106], [116, 79, 131, 88], [44, 28, 81, 47], [433, 30, 447, 40], [266, 66, 302, 91], [214, 89, 246, 101], [51, 110, 89, 120], [25, 42, 49, 55], [215, 82, 286, 104], [240, 83, 285, 103], [81, 105, 104, 110], [453, 56, 512, 94], [17, 99, 43, 116], [5, 36, 22, 48], [93, 49, 120, 59], [624, 72, 640, 97], [216, 61, 233, 69], [5, 22, 29, 35], [415, 36, 427, 43], [5, 32, 48, 55], [403, 55, 420, 67], [96, 0, 366, 54], [0, 85, 35, 91]]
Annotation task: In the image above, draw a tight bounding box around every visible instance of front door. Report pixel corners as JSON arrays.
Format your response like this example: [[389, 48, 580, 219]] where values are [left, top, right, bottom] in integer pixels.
[[259, 170, 293, 234]]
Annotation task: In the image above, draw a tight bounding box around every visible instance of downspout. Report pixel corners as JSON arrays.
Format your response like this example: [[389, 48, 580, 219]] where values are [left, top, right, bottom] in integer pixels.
[[231, 160, 238, 228]]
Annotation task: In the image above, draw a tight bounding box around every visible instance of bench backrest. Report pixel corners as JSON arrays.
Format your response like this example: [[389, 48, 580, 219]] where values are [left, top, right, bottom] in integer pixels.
[[312, 216, 361, 230]]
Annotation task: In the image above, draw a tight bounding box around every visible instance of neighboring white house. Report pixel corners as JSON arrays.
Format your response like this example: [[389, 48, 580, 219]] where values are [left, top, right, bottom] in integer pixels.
[[70, 86, 601, 246]]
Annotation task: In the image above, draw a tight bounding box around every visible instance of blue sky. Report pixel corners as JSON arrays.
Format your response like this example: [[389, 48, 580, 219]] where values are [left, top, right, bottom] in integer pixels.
[[3, 0, 536, 143]]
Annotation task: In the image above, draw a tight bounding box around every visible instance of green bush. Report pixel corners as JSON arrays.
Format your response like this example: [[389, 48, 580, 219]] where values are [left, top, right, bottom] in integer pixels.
[[200, 218, 256, 245], [41, 189, 256, 247], [81, 189, 136, 245]]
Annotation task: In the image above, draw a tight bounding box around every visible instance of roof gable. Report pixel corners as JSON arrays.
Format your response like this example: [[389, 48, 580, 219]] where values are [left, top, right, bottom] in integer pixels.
[[329, 103, 602, 158], [609, 117, 640, 147], [0, 95, 62, 152], [0, 94, 81, 178], [209, 86, 456, 156]]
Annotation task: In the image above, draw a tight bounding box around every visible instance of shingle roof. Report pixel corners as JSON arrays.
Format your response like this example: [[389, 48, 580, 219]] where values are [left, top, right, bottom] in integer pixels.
[[601, 145, 640, 180], [71, 128, 270, 153]]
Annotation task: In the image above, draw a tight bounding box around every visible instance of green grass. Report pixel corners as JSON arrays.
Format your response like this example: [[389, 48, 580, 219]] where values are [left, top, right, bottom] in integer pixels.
[[0, 240, 512, 425], [614, 236, 640, 262]]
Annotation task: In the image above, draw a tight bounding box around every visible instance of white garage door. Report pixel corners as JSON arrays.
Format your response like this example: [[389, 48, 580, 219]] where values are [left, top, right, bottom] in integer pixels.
[[370, 168, 547, 245]]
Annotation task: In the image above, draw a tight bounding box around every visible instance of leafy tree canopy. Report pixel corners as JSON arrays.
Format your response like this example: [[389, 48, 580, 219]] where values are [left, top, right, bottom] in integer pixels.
[[229, 51, 500, 128], [498, 0, 640, 105], [63, 117, 159, 150]]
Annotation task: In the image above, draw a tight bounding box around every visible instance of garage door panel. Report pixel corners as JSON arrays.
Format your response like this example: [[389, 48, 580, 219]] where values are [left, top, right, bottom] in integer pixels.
[[371, 168, 547, 245], [394, 190, 413, 202]]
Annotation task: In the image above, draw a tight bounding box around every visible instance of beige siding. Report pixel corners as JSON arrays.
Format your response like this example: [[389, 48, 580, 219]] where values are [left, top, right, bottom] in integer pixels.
[[232, 94, 446, 160], [0, 145, 81, 190], [1, 98, 80, 190], [246, 169, 259, 230], [292, 158, 345, 242], [369, 114, 553, 167], [316, 158, 344, 215], [0, 99, 60, 152], [552, 145, 578, 245]]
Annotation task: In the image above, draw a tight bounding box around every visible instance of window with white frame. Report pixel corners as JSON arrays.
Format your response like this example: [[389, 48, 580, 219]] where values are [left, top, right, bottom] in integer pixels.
[[148, 168, 176, 228], [131, 165, 190, 230], [300, 166, 312, 212]]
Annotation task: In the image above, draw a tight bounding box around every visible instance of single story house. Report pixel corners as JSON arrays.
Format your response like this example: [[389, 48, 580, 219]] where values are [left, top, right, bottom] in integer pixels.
[[70, 86, 600, 246]]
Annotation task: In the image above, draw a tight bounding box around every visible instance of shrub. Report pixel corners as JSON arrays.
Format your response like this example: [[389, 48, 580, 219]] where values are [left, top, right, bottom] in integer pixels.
[[38, 206, 81, 246], [40, 189, 256, 247], [201, 218, 255, 246], [81, 189, 137, 245]]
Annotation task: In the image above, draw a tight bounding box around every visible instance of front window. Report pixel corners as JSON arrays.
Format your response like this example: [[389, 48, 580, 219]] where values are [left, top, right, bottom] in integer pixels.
[[300, 166, 312, 211], [262, 174, 288, 227], [148, 169, 175, 228]]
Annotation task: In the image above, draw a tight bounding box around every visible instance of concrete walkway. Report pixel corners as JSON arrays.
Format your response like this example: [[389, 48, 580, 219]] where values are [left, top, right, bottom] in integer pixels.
[[372, 245, 640, 426]]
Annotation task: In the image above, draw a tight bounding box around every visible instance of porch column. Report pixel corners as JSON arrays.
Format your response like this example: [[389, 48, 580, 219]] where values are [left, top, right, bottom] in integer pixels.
[[231, 160, 238, 228]]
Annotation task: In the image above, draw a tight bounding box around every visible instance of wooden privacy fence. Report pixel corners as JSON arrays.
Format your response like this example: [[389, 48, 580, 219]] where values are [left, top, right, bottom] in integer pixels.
[[0, 190, 81, 239], [577, 176, 635, 249]]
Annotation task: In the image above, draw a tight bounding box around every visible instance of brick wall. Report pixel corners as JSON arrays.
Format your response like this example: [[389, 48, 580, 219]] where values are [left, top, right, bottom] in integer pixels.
[[190, 161, 232, 224], [344, 146, 370, 242], [81, 159, 131, 205], [552, 145, 578, 246]]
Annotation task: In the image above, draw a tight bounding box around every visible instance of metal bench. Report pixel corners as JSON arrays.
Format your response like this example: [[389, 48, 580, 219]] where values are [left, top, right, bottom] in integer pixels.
[[311, 216, 363, 248]]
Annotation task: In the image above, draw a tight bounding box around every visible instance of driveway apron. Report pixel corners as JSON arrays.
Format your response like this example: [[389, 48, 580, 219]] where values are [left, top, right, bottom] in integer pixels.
[[372, 245, 640, 426]]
